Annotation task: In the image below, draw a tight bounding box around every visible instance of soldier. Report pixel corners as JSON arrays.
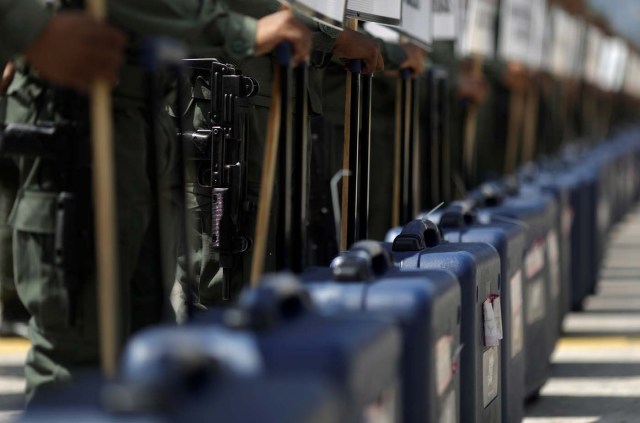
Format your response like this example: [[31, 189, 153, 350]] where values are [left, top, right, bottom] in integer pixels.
[[184, 1, 387, 306], [321, 32, 428, 242], [2, 0, 312, 400], [0, 3, 126, 336]]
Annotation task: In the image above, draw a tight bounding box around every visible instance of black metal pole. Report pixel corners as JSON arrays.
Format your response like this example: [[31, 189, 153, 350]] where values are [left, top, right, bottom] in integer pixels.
[[346, 59, 362, 247], [276, 43, 293, 271], [399, 68, 412, 225], [358, 73, 372, 240], [290, 62, 308, 273]]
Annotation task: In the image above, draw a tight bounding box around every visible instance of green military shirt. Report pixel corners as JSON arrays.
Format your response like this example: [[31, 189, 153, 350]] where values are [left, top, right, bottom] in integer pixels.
[[0, 0, 50, 65]]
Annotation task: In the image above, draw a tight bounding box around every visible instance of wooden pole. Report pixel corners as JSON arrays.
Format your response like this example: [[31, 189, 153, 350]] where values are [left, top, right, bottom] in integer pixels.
[[392, 77, 402, 228], [86, 0, 119, 379], [521, 85, 540, 163], [504, 90, 526, 174], [462, 54, 483, 186], [504, 63, 527, 174], [250, 66, 282, 285]]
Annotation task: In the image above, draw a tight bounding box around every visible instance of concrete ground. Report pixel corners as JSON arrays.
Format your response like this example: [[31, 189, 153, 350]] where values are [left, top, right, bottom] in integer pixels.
[[0, 339, 26, 423], [3, 208, 640, 422], [524, 207, 640, 423]]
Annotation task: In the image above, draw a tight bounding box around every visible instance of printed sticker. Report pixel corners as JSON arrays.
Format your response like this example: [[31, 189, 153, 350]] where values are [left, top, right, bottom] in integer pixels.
[[510, 271, 524, 357], [562, 205, 574, 237], [525, 240, 545, 279], [492, 296, 503, 340], [363, 383, 398, 423], [439, 389, 457, 423], [484, 295, 502, 346], [526, 276, 546, 325], [482, 347, 499, 408], [546, 230, 561, 300], [436, 336, 454, 396]]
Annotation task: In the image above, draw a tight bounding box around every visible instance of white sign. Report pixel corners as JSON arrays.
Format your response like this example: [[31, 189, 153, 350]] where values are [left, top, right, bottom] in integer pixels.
[[347, 0, 403, 25], [433, 0, 459, 41], [498, 0, 533, 64], [527, 0, 546, 69], [363, 21, 401, 43], [282, 0, 347, 28], [459, 0, 499, 58], [395, 0, 433, 49], [598, 37, 629, 92], [584, 25, 604, 86]]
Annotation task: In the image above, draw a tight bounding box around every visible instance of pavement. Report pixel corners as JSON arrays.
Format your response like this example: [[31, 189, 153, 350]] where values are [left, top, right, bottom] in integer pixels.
[[524, 208, 640, 423], [0, 338, 27, 423], [3, 208, 640, 422]]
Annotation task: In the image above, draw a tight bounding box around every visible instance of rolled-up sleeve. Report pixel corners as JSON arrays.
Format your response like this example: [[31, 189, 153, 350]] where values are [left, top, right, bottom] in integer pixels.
[[0, 0, 50, 65]]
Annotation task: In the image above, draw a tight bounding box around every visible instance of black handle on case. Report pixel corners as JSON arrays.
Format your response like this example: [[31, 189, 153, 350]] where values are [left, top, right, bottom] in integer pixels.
[[477, 181, 508, 207], [438, 200, 477, 228], [236, 273, 313, 329], [330, 240, 393, 282], [345, 59, 363, 247], [392, 218, 443, 252]]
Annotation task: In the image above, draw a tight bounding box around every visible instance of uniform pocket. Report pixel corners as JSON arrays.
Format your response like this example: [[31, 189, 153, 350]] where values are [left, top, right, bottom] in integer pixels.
[[10, 190, 70, 333]]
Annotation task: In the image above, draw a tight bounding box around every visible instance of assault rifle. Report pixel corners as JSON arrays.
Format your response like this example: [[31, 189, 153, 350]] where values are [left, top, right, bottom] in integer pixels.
[[181, 59, 259, 300]]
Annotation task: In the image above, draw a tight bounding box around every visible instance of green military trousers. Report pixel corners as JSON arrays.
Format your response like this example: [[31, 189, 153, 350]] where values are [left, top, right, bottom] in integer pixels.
[[5, 72, 181, 400]]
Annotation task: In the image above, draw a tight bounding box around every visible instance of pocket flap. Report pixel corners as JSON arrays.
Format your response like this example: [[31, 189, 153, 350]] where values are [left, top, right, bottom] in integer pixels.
[[10, 190, 57, 234]]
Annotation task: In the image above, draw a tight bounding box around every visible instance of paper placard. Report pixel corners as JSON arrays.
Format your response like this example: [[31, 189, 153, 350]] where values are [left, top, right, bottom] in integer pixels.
[[527, 0, 546, 69], [397, 0, 433, 49], [550, 9, 586, 79], [280, 0, 347, 27], [598, 37, 629, 92], [347, 0, 403, 25], [459, 0, 499, 58], [364, 21, 401, 43], [433, 0, 459, 41], [584, 26, 604, 86], [498, 0, 533, 64]]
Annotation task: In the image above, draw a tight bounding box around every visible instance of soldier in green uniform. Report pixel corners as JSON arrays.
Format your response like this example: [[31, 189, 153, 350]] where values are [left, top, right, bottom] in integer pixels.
[[2, 0, 312, 400], [0, 4, 127, 337], [321, 33, 428, 241], [184, 0, 387, 305]]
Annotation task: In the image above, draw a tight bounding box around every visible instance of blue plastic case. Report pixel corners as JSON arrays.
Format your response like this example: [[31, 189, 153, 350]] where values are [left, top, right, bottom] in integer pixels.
[[386, 219, 502, 423], [302, 241, 462, 423]]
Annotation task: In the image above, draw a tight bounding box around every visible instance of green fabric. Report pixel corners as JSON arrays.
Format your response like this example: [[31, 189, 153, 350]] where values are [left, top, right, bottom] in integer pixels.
[[0, 0, 50, 64], [109, 1, 257, 62], [0, 158, 26, 320], [4, 81, 181, 398], [378, 41, 408, 71], [368, 75, 397, 240]]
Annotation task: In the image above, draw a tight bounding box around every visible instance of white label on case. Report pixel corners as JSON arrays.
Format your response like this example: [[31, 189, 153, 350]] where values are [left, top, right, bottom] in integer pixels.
[[546, 229, 561, 300], [363, 383, 398, 423], [562, 205, 574, 237], [483, 298, 500, 346], [526, 276, 546, 325], [525, 240, 545, 279], [482, 347, 499, 408], [492, 296, 503, 340], [510, 271, 524, 357], [439, 389, 457, 423], [436, 335, 454, 396]]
